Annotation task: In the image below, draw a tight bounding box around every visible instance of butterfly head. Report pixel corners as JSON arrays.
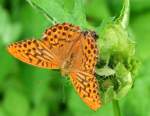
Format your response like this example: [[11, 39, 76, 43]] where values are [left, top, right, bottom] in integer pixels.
[[83, 30, 99, 40]]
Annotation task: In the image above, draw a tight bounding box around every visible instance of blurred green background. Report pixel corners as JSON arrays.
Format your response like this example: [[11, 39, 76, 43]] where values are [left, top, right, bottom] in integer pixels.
[[0, 0, 150, 116]]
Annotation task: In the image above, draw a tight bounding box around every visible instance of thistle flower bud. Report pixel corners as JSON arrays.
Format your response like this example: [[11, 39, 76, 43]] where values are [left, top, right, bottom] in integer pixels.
[[96, 1, 139, 104]]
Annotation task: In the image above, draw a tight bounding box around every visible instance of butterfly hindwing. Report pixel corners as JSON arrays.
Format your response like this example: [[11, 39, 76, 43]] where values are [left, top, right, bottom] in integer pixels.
[[70, 71, 101, 111]]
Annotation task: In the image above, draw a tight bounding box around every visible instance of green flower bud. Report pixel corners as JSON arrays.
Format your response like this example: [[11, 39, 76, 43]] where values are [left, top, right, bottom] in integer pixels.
[[96, 0, 140, 104], [98, 21, 135, 59]]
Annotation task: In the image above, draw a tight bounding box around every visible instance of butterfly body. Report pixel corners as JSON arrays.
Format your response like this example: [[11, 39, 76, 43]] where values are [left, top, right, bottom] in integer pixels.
[[7, 23, 101, 111]]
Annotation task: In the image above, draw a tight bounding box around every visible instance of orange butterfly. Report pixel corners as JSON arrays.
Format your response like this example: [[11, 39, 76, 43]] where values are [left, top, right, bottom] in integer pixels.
[[7, 23, 101, 111]]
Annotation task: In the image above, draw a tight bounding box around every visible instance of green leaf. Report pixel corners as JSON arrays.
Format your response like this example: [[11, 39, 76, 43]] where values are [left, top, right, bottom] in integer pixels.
[[27, 0, 72, 23], [27, 0, 88, 28], [19, 4, 49, 37], [71, 0, 87, 27], [96, 67, 115, 77]]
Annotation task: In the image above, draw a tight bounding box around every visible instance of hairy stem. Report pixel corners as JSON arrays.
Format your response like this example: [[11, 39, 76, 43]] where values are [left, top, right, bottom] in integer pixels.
[[112, 100, 121, 116]]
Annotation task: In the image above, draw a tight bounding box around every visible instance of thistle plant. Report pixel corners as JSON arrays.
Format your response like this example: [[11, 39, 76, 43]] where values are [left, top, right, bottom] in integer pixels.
[[96, 0, 139, 115]]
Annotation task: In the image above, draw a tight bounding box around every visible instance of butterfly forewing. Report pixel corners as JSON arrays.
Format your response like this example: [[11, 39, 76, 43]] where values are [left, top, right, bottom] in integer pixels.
[[7, 23, 81, 69], [7, 39, 59, 69], [41, 23, 81, 64]]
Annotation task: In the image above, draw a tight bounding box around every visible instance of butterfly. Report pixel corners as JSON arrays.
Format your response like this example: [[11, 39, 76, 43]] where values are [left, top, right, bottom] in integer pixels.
[[7, 23, 101, 111]]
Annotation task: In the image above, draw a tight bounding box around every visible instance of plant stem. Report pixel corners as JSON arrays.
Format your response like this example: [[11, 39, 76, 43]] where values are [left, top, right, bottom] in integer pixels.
[[112, 100, 121, 116], [117, 0, 130, 29]]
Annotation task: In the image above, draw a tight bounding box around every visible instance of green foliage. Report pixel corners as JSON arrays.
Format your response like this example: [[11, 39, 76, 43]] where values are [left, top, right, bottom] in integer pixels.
[[27, 0, 88, 28], [0, 6, 21, 44], [0, 0, 149, 116]]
